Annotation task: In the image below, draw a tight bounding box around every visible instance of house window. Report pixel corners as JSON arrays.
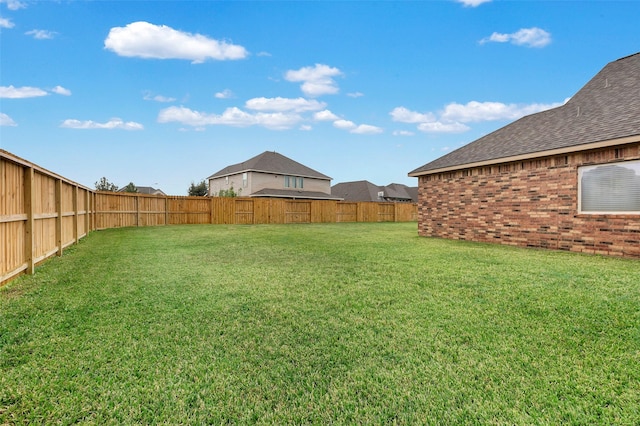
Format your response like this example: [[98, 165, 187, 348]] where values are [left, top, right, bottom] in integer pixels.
[[242, 172, 248, 188], [225, 176, 229, 185], [284, 176, 303, 188], [578, 159, 640, 214]]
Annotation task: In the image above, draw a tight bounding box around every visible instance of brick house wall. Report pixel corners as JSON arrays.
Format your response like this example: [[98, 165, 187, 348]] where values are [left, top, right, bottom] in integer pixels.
[[417, 142, 640, 258]]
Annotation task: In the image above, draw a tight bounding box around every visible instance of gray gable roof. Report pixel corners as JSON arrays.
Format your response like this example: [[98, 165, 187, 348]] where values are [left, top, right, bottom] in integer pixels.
[[331, 180, 418, 202], [410, 52, 640, 176], [331, 180, 381, 202], [385, 183, 418, 202], [117, 186, 166, 195], [251, 188, 343, 200], [208, 151, 331, 180]]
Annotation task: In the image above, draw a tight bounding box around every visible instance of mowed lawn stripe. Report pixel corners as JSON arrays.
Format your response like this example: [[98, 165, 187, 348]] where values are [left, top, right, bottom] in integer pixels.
[[1, 223, 639, 424]]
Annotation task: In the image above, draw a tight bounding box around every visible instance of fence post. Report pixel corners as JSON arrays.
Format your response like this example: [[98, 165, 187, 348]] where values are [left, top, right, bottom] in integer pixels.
[[91, 192, 96, 231], [84, 190, 90, 236], [24, 166, 35, 275], [165, 196, 169, 226], [210, 197, 215, 224], [73, 185, 79, 244], [56, 179, 63, 256], [136, 195, 140, 227]]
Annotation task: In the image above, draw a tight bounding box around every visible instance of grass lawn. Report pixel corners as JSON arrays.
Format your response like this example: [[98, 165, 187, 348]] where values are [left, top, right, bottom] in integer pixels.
[[1, 223, 639, 424]]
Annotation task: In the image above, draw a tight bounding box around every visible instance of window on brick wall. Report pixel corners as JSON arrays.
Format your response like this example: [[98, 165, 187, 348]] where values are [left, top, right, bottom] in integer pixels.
[[578, 159, 640, 214]]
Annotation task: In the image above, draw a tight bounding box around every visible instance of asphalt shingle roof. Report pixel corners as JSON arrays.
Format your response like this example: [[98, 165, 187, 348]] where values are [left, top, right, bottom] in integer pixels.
[[409, 52, 640, 176], [331, 180, 418, 202], [208, 151, 331, 180], [251, 188, 343, 200]]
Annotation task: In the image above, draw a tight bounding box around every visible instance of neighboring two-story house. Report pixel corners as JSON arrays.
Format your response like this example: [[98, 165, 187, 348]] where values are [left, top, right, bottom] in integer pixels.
[[208, 151, 342, 200]]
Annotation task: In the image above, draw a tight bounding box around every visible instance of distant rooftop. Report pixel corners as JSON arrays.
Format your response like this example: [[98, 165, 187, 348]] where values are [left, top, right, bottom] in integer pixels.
[[332, 180, 417, 202], [209, 151, 331, 180]]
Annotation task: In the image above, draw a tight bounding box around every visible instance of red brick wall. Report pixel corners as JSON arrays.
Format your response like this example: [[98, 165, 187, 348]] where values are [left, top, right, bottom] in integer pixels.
[[417, 142, 640, 258]]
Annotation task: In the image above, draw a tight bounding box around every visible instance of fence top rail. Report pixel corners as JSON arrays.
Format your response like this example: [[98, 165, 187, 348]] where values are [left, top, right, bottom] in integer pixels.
[[1, 149, 93, 191], [96, 191, 170, 198]]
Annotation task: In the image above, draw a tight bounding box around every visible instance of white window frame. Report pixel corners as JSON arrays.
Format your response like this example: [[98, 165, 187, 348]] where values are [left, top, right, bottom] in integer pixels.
[[578, 159, 640, 214], [284, 176, 303, 189]]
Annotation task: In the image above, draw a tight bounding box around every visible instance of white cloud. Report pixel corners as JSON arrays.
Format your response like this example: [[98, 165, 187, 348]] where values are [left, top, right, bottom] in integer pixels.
[[1, 0, 27, 10], [347, 92, 364, 98], [214, 89, 234, 99], [25, 29, 57, 39], [143, 91, 176, 102], [393, 130, 414, 136], [441, 100, 563, 123], [285, 64, 343, 97], [157, 106, 302, 130], [1, 85, 72, 98], [257, 51, 272, 57], [332, 119, 382, 134], [51, 85, 71, 96], [104, 21, 248, 63], [391, 105, 464, 134], [0, 17, 14, 28], [480, 27, 552, 48], [351, 124, 383, 135], [391, 100, 562, 134], [299, 125, 312, 131], [0, 85, 48, 98], [456, 0, 491, 6], [60, 118, 144, 130], [0, 112, 17, 126], [418, 122, 470, 133], [245, 97, 326, 112], [333, 119, 356, 130], [313, 109, 339, 121], [390, 106, 436, 124]]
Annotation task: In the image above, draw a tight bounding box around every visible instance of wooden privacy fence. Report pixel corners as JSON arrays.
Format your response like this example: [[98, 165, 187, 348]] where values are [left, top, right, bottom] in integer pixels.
[[1, 149, 417, 286], [94, 193, 417, 229], [1, 150, 94, 285]]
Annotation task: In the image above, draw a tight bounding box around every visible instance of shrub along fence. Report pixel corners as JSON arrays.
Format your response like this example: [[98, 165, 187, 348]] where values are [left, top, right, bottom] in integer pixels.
[[1, 149, 417, 286]]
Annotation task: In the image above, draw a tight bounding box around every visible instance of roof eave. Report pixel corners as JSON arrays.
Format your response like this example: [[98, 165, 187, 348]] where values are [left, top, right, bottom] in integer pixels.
[[408, 134, 640, 177], [209, 169, 332, 180], [251, 193, 343, 201]]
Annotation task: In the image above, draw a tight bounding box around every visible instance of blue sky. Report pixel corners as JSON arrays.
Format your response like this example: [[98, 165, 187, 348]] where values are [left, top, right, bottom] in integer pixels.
[[1, 0, 639, 195]]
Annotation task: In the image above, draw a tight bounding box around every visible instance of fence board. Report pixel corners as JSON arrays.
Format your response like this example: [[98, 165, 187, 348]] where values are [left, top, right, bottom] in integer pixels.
[[336, 202, 357, 222], [285, 201, 311, 224]]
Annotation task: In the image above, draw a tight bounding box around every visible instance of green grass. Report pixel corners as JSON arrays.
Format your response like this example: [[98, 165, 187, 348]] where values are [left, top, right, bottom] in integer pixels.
[[1, 223, 639, 424]]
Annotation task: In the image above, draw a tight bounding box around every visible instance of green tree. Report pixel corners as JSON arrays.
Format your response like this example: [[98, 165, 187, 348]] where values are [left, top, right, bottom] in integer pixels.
[[95, 177, 118, 192], [122, 182, 138, 193], [217, 186, 240, 197], [188, 180, 209, 196]]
